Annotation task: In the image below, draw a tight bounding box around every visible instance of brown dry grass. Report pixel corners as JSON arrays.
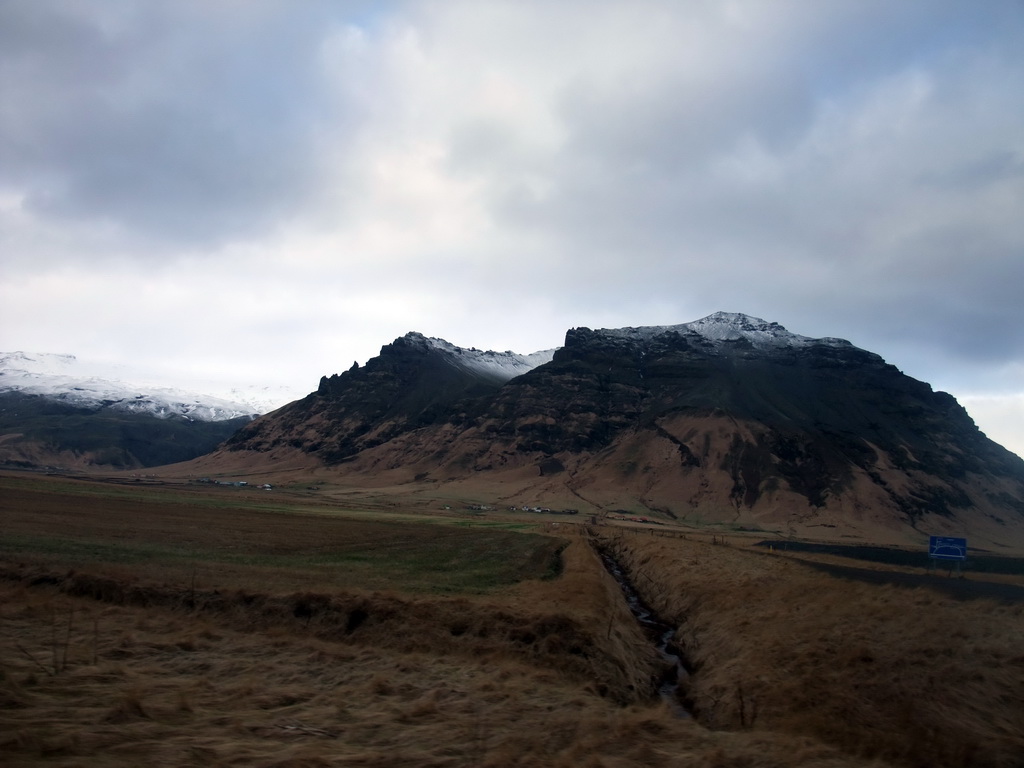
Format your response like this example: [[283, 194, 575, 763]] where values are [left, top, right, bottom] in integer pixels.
[[0, 580, 879, 768], [5, 471, 1004, 766], [600, 529, 1024, 768]]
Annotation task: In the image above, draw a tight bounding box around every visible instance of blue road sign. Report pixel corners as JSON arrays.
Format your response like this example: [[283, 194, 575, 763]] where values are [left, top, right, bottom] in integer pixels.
[[929, 536, 967, 560]]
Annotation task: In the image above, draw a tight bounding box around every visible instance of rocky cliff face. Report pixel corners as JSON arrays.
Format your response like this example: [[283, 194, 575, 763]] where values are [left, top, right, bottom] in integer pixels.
[[217, 314, 1024, 545]]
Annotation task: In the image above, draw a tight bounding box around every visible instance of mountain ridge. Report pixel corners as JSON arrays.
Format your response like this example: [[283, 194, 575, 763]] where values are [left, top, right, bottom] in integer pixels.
[[9, 314, 1024, 548], [207, 312, 1024, 548]]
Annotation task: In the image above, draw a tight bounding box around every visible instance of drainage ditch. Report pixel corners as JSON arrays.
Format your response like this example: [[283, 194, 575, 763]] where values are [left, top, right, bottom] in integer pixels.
[[597, 547, 695, 718]]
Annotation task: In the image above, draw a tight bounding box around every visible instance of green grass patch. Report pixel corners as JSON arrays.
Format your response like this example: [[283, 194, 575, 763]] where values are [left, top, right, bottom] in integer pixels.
[[0, 522, 565, 596], [451, 521, 536, 530], [0, 534, 189, 566], [1, 530, 563, 594]]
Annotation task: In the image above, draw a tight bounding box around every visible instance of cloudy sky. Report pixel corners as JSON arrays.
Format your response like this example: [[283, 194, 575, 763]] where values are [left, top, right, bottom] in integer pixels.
[[2, 1, 1023, 456]]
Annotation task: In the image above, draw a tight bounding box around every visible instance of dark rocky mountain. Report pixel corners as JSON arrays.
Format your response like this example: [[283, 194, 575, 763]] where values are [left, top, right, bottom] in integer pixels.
[[226, 333, 552, 465], [212, 313, 1024, 546]]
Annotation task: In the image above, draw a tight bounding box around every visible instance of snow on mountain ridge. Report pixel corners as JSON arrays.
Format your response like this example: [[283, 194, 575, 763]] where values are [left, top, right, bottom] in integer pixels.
[[405, 312, 852, 385], [4, 314, 851, 419], [596, 312, 854, 350], [0, 351, 264, 422], [409, 334, 557, 382]]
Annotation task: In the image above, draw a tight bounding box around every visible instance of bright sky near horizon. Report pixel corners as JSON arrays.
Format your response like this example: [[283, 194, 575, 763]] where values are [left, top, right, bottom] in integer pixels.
[[1, 1, 1023, 457]]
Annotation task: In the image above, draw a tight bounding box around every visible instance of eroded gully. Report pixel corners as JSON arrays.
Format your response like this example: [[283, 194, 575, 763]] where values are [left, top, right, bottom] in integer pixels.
[[596, 546, 695, 718]]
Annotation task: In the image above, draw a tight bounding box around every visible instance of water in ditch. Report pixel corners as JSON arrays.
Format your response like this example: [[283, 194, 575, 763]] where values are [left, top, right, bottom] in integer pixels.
[[598, 548, 694, 718]]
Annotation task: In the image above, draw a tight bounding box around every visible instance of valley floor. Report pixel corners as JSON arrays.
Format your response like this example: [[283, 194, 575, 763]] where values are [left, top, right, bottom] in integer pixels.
[[2, 472, 1023, 767]]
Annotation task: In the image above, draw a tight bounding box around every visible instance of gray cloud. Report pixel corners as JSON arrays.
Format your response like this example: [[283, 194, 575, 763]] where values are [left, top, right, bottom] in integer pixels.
[[0, 1, 380, 249], [446, 2, 1024, 380], [2, 0, 1023, 454]]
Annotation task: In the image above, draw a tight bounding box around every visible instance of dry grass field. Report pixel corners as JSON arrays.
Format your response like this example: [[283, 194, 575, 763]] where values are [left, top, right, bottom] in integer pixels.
[[2, 471, 1022, 767], [600, 529, 1024, 768]]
